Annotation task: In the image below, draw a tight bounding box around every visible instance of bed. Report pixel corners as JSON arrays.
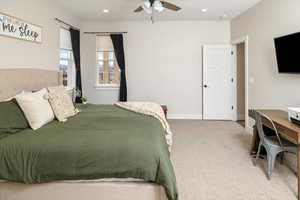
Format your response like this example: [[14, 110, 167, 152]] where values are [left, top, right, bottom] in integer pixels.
[[0, 69, 177, 200]]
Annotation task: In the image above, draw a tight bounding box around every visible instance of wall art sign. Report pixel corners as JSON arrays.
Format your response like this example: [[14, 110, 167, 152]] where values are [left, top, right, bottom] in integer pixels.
[[0, 12, 42, 43]]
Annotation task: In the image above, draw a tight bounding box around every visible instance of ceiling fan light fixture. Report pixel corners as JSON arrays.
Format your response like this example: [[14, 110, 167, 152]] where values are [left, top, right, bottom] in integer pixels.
[[142, 0, 153, 14], [143, 0, 151, 8], [143, 6, 153, 14], [134, 0, 181, 15], [153, 0, 164, 12]]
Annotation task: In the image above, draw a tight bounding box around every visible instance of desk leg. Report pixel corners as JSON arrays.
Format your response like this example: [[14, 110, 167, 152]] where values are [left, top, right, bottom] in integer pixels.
[[297, 145, 300, 200]]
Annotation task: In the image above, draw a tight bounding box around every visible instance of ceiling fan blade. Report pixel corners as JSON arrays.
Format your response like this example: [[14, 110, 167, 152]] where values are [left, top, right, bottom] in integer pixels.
[[161, 1, 181, 11], [134, 6, 143, 12]]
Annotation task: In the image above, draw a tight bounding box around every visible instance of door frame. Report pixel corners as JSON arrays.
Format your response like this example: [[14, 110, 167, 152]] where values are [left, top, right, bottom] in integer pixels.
[[202, 45, 236, 121], [232, 36, 250, 132]]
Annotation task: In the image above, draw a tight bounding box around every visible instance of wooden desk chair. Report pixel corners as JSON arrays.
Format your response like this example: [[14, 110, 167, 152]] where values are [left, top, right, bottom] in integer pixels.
[[253, 110, 297, 180]]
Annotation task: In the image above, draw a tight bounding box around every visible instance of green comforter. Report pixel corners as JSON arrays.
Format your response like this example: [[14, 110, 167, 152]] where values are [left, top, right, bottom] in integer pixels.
[[0, 105, 177, 200]]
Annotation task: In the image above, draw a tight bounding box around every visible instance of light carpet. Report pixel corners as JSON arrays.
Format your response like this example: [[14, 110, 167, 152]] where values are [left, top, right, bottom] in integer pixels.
[[169, 120, 297, 200]]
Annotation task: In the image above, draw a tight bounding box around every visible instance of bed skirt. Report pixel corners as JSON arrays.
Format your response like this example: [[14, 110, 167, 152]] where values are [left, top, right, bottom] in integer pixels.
[[0, 181, 168, 200]]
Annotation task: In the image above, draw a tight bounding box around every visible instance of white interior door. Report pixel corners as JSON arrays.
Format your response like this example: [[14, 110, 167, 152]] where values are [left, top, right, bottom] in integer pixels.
[[203, 45, 235, 120]]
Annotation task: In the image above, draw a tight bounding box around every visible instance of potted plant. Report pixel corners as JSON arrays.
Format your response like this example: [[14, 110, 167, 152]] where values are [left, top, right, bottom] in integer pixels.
[[80, 97, 88, 104]]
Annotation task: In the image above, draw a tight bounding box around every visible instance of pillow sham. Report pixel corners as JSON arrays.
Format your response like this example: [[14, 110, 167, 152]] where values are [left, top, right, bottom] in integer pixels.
[[46, 86, 79, 122], [0, 99, 29, 136], [15, 88, 54, 130]]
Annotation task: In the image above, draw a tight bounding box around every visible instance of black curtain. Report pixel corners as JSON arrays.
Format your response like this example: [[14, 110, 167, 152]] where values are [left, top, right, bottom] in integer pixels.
[[110, 34, 127, 102], [70, 28, 82, 103]]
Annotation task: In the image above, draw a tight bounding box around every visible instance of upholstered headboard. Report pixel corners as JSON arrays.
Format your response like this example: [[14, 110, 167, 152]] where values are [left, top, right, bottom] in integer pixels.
[[0, 69, 63, 101]]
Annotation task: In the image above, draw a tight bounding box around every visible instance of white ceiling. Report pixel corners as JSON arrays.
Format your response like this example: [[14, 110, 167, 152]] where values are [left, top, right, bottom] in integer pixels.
[[56, 0, 262, 21]]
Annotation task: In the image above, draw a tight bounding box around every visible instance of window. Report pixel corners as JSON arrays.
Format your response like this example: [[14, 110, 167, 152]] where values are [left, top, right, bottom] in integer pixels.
[[96, 51, 120, 85], [96, 36, 120, 88], [59, 49, 75, 89], [59, 28, 75, 90]]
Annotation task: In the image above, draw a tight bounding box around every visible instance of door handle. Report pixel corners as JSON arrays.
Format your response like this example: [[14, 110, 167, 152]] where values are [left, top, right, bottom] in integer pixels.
[[204, 85, 208, 88]]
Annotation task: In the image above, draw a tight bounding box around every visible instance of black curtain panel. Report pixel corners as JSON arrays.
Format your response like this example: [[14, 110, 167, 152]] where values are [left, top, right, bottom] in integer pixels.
[[110, 34, 127, 102], [70, 28, 83, 103]]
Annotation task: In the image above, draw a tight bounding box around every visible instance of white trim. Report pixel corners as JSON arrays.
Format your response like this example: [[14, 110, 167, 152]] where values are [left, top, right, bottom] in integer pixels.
[[65, 87, 75, 92], [232, 36, 249, 130], [94, 84, 120, 90], [167, 114, 203, 120], [232, 45, 237, 121]]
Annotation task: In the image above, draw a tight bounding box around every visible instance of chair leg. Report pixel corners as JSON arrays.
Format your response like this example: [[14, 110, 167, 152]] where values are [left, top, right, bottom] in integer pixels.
[[267, 151, 277, 180], [253, 142, 262, 166], [280, 152, 284, 165]]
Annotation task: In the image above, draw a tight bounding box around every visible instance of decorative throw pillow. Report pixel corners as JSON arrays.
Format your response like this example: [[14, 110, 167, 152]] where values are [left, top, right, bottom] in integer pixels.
[[15, 88, 55, 130], [46, 86, 79, 122], [0, 99, 29, 136]]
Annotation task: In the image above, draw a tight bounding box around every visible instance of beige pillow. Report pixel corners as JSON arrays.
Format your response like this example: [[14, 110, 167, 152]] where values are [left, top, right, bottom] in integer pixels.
[[46, 86, 79, 122], [15, 88, 54, 130]]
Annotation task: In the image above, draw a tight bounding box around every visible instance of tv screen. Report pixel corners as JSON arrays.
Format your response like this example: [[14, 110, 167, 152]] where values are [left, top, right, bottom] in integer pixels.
[[274, 32, 300, 73]]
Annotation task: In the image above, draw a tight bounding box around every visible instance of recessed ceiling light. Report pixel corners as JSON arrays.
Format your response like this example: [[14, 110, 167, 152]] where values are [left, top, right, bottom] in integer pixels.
[[103, 9, 110, 13], [201, 8, 208, 12]]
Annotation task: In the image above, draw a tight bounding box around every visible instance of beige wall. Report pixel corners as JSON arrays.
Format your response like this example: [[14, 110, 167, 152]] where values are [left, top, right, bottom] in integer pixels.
[[0, 0, 80, 71], [81, 21, 231, 117], [231, 0, 300, 111], [236, 43, 245, 120]]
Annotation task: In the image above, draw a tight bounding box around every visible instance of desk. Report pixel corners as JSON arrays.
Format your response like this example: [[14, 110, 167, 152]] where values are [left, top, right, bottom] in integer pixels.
[[249, 109, 300, 200]]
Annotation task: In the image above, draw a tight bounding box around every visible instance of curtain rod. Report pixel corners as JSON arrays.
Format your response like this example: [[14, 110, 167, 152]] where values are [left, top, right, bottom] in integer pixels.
[[55, 18, 80, 31], [84, 32, 128, 35]]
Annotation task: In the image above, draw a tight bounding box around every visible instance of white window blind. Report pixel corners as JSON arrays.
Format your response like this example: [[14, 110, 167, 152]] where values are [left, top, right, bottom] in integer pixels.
[[60, 28, 72, 50], [96, 36, 114, 52], [59, 28, 75, 90]]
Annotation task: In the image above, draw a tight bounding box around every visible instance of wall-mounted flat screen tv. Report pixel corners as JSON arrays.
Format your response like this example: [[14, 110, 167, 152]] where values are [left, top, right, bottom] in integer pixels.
[[274, 32, 300, 73]]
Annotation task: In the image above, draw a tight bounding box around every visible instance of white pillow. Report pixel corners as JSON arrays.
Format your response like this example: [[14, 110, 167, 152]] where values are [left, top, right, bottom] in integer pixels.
[[15, 88, 54, 130], [5, 91, 32, 101]]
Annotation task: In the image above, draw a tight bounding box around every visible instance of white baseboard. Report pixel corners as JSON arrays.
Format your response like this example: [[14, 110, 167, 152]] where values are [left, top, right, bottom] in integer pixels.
[[167, 114, 203, 120]]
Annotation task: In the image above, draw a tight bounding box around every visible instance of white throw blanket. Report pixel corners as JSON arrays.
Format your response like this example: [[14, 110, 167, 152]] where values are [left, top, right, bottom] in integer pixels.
[[115, 102, 173, 152]]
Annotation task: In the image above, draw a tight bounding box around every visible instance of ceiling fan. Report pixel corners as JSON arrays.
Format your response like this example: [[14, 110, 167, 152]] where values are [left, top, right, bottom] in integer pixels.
[[134, 0, 181, 14]]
